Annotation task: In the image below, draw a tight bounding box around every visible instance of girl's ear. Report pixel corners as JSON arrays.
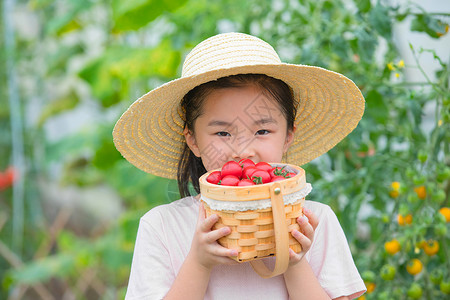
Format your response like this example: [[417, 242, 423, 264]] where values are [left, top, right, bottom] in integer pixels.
[[183, 127, 201, 157], [283, 125, 297, 153]]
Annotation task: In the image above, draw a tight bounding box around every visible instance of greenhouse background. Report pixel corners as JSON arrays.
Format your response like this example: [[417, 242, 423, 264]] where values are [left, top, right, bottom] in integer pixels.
[[1, 0, 449, 299]]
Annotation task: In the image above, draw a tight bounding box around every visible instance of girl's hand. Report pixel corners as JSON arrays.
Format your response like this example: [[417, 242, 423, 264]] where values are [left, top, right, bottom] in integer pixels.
[[288, 207, 319, 267], [188, 203, 239, 270]]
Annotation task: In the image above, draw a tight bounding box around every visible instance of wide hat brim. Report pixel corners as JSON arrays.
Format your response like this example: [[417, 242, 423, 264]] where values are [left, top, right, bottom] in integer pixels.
[[113, 63, 365, 180]]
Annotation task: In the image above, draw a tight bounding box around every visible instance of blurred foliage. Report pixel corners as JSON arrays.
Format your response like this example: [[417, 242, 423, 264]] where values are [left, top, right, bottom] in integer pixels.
[[0, 0, 449, 299]]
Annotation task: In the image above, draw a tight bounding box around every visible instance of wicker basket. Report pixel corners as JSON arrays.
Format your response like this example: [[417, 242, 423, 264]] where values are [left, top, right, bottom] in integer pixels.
[[199, 163, 311, 278]]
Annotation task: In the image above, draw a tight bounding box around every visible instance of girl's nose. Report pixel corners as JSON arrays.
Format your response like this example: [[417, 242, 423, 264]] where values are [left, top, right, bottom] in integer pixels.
[[231, 147, 255, 162]]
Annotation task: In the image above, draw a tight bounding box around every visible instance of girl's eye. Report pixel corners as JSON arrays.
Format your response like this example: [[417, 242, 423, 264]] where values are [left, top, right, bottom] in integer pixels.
[[256, 129, 270, 135], [216, 131, 231, 137]]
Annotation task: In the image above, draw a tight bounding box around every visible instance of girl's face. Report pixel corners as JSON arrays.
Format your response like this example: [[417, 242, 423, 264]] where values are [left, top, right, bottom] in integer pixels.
[[184, 85, 296, 171]]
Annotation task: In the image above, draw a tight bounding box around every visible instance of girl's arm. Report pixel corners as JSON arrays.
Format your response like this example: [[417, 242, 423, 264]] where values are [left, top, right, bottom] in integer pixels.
[[164, 203, 238, 299], [284, 207, 330, 300], [284, 258, 330, 299]]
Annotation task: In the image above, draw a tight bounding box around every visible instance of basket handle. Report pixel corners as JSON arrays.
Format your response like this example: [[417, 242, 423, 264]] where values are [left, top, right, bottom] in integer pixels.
[[250, 182, 289, 278]]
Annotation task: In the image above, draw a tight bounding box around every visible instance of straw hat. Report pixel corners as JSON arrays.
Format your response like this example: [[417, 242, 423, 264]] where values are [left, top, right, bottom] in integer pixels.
[[113, 32, 365, 179]]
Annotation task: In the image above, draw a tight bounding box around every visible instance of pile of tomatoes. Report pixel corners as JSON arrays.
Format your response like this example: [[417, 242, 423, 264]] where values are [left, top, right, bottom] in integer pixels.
[[205, 159, 296, 186]]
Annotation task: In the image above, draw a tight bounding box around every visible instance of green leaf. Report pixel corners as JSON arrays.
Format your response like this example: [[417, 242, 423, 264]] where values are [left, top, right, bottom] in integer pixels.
[[112, 0, 188, 32], [7, 254, 75, 285], [46, 43, 84, 75], [365, 89, 388, 125], [94, 234, 133, 271], [44, 0, 93, 36], [110, 40, 181, 80], [411, 14, 448, 38], [356, 0, 371, 13], [79, 41, 180, 107], [92, 138, 123, 170], [38, 90, 79, 127], [368, 3, 392, 39], [355, 28, 378, 62]]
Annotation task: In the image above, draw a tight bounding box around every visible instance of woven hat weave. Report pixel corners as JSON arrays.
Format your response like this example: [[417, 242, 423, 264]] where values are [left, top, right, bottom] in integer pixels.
[[113, 32, 365, 179]]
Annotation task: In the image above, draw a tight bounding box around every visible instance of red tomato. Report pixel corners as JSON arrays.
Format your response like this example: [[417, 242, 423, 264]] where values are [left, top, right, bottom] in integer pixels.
[[0, 167, 16, 191], [255, 162, 272, 172], [219, 175, 240, 186], [242, 166, 258, 179], [0, 174, 8, 190], [270, 166, 288, 178], [206, 171, 222, 184], [238, 158, 255, 169], [271, 176, 286, 182], [286, 172, 297, 178], [221, 161, 243, 179], [237, 178, 255, 186], [251, 170, 271, 184]]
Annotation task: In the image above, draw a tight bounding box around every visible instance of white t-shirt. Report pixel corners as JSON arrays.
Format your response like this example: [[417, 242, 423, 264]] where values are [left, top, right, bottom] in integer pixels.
[[125, 196, 366, 299]]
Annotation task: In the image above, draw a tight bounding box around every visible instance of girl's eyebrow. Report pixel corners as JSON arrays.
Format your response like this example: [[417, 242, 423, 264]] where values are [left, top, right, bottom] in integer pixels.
[[207, 120, 232, 127], [207, 118, 277, 127], [255, 117, 278, 125]]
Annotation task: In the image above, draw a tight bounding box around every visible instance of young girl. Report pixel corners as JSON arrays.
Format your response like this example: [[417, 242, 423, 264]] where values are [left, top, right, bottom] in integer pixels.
[[113, 33, 366, 299]]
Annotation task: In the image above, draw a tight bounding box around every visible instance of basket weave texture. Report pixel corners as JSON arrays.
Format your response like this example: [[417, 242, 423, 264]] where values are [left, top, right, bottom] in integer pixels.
[[199, 163, 308, 263], [203, 199, 304, 262]]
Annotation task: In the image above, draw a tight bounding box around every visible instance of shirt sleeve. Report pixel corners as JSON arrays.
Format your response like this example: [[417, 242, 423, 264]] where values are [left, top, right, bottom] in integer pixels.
[[307, 204, 366, 299], [125, 213, 174, 300]]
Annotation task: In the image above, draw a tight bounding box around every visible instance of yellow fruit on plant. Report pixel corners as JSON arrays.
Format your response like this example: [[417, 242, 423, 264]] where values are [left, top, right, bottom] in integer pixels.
[[385, 239, 401, 255], [389, 190, 399, 198], [439, 207, 450, 222], [391, 181, 400, 190], [406, 259, 423, 275], [397, 214, 405, 226], [365, 281, 375, 293], [397, 213, 412, 225], [404, 214, 413, 224], [414, 186, 427, 199], [423, 240, 439, 256]]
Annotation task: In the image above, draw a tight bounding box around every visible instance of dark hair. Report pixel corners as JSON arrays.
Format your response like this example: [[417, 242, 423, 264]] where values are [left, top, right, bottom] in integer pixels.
[[177, 74, 297, 198]]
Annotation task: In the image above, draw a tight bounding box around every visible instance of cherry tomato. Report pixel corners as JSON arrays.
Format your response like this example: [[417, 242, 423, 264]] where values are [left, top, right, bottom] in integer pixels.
[[407, 283, 422, 299], [255, 162, 273, 172], [206, 171, 222, 184], [221, 161, 243, 179], [380, 264, 396, 281], [242, 166, 258, 179], [285, 172, 297, 178], [0, 166, 16, 190], [270, 166, 288, 178], [440, 281, 450, 294], [219, 175, 240, 186], [271, 176, 286, 182], [237, 178, 255, 186], [429, 268, 443, 285], [251, 170, 271, 184], [238, 158, 255, 169]]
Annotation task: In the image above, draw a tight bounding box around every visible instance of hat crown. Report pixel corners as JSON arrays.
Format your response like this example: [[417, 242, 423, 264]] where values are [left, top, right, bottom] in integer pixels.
[[182, 32, 281, 77]]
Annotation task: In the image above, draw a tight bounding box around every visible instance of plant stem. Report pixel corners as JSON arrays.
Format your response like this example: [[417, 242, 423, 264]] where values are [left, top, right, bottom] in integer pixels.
[[3, 0, 25, 257]]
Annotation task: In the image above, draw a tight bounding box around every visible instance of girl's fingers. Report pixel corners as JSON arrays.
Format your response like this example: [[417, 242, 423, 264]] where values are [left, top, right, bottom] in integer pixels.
[[210, 244, 238, 258], [297, 215, 314, 241], [197, 202, 206, 224], [302, 207, 319, 229], [200, 214, 219, 232], [292, 229, 312, 250], [206, 226, 231, 243], [198, 203, 219, 232]]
